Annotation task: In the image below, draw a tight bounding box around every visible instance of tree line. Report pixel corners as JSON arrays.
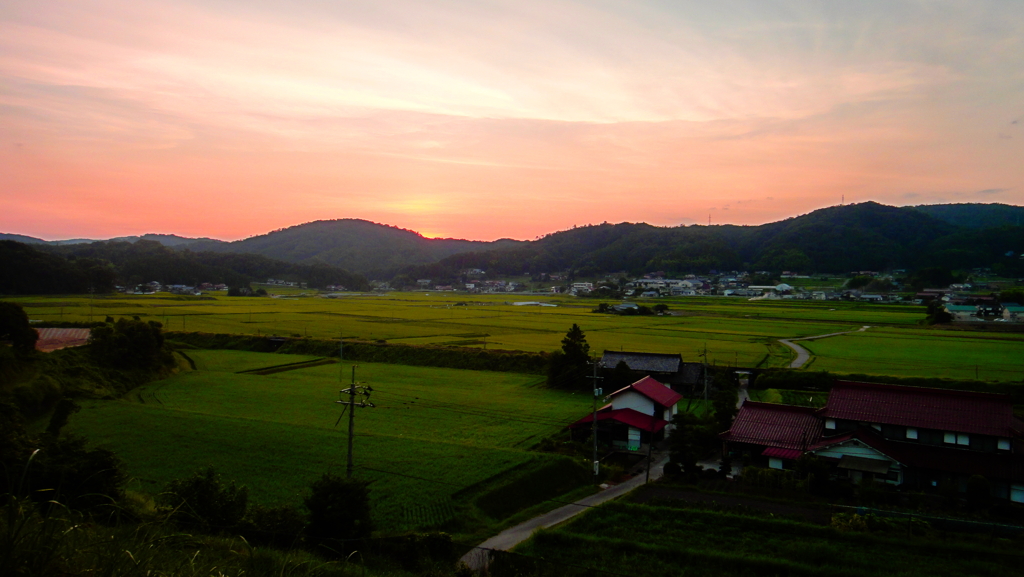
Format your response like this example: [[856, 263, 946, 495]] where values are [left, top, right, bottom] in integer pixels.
[[0, 239, 370, 294], [390, 202, 1024, 282]]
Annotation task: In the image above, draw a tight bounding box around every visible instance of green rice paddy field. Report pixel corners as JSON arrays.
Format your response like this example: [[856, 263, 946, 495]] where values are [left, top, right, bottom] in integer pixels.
[[13, 292, 1024, 380], [512, 500, 1023, 577], [799, 327, 1024, 381], [65, 350, 587, 531]]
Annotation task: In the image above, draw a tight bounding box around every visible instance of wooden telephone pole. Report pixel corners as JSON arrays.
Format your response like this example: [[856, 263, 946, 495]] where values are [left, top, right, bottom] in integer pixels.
[[588, 362, 604, 478], [335, 365, 375, 478]]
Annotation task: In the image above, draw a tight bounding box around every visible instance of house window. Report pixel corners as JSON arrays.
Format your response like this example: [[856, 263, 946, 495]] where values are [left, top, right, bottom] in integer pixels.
[[943, 432, 956, 444], [768, 458, 783, 470], [825, 419, 836, 430], [998, 439, 1011, 451], [871, 424, 881, 432], [957, 434, 970, 446], [906, 428, 918, 440]]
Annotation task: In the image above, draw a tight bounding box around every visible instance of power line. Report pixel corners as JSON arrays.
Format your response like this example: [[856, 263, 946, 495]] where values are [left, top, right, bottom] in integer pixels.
[[369, 390, 575, 427], [354, 464, 599, 510]]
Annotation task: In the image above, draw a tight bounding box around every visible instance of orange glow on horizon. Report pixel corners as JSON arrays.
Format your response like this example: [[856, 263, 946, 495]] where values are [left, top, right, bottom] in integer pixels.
[[1, 1, 1021, 242]]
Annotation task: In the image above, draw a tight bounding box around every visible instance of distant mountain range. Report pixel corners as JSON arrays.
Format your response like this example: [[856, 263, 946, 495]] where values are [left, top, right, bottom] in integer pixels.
[[390, 202, 1024, 282], [187, 219, 524, 277], [912, 203, 1024, 229], [4, 203, 1023, 281], [0, 232, 223, 247]]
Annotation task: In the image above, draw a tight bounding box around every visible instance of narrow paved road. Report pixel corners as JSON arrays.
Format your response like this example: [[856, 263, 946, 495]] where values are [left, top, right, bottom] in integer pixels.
[[779, 326, 870, 368], [459, 454, 671, 572]]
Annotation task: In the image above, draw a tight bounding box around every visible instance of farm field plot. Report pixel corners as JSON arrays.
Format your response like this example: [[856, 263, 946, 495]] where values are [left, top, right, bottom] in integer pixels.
[[658, 297, 927, 325], [12, 292, 1021, 380], [181, 349, 322, 372], [67, 350, 588, 531], [800, 329, 1024, 381], [513, 501, 1024, 577]]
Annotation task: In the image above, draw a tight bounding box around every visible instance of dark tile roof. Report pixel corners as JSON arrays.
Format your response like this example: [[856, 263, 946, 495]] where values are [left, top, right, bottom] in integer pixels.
[[823, 381, 1020, 438], [609, 376, 683, 408], [720, 401, 823, 450], [762, 447, 803, 460], [601, 351, 681, 373]]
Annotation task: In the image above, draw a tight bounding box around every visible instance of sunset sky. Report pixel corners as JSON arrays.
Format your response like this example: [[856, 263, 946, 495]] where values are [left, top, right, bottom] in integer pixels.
[[2, 0, 1022, 241]]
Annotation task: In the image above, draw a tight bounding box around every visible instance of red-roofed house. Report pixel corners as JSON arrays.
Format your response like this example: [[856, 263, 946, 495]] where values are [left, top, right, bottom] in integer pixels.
[[720, 402, 822, 470], [720, 381, 1024, 502], [569, 376, 683, 452]]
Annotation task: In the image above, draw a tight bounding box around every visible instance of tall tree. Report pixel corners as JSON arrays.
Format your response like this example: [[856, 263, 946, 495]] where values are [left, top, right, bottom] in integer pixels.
[[0, 301, 38, 354], [561, 323, 590, 364], [547, 324, 591, 390]]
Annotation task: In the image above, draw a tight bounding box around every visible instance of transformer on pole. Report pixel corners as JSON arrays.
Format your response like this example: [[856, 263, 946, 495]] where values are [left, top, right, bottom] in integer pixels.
[[335, 365, 375, 478]]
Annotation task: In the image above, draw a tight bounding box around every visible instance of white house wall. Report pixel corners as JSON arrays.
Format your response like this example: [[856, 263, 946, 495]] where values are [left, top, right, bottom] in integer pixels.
[[813, 441, 902, 484], [610, 390, 655, 416], [1012, 484, 1024, 504], [814, 442, 891, 463]]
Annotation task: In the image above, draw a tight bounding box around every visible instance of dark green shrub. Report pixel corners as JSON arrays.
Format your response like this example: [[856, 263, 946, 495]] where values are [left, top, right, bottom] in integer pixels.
[[160, 467, 249, 532], [303, 474, 372, 550], [26, 434, 126, 512], [238, 503, 306, 549], [89, 318, 172, 370]]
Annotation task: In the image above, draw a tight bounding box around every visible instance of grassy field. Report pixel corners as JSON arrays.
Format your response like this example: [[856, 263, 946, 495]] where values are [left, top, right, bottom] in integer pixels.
[[800, 327, 1024, 381], [510, 500, 1024, 577], [11, 291, 1023, 381], [66, 350, 589, 532]]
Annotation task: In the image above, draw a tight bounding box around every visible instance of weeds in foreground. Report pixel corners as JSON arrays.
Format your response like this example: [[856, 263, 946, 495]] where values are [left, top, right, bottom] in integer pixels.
[[0, 495, 358, 577]]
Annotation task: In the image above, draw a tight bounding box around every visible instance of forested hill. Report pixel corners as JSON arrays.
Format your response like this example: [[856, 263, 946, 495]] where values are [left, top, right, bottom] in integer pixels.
[[0, 232, 224, 247], [912, 203, 1024, 229], [393, 202, 1024, 282], [0, 240, 369, 295], [4, 202, 1022, 283], [188, 219, 524, 276]]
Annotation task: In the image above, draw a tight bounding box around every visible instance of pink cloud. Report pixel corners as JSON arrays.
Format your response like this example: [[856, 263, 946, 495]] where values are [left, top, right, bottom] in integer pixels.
[[1, 0, 1022, 241]]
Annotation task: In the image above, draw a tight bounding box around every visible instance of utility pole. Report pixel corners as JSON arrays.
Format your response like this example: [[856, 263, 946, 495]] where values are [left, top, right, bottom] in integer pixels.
[[335, 365, 375, 478], [698, 343, 709, 414], [645, 432, 654, 484], [587, 361, 604, 479]]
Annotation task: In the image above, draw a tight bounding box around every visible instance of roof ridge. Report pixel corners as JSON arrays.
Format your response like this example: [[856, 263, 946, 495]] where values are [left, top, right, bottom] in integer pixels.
[[602, 350, 682, 357], [833, 380, 1012, 401], [742, 401, 818, 414]]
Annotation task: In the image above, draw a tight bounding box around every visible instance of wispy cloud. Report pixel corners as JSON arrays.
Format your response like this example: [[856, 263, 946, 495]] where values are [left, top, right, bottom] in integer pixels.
[[1, 0, 1022, 240]]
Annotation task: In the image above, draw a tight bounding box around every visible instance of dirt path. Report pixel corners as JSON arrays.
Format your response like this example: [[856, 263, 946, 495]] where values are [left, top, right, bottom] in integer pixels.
[[459, 454, 671, 572], [779, 326, 871, 368]]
